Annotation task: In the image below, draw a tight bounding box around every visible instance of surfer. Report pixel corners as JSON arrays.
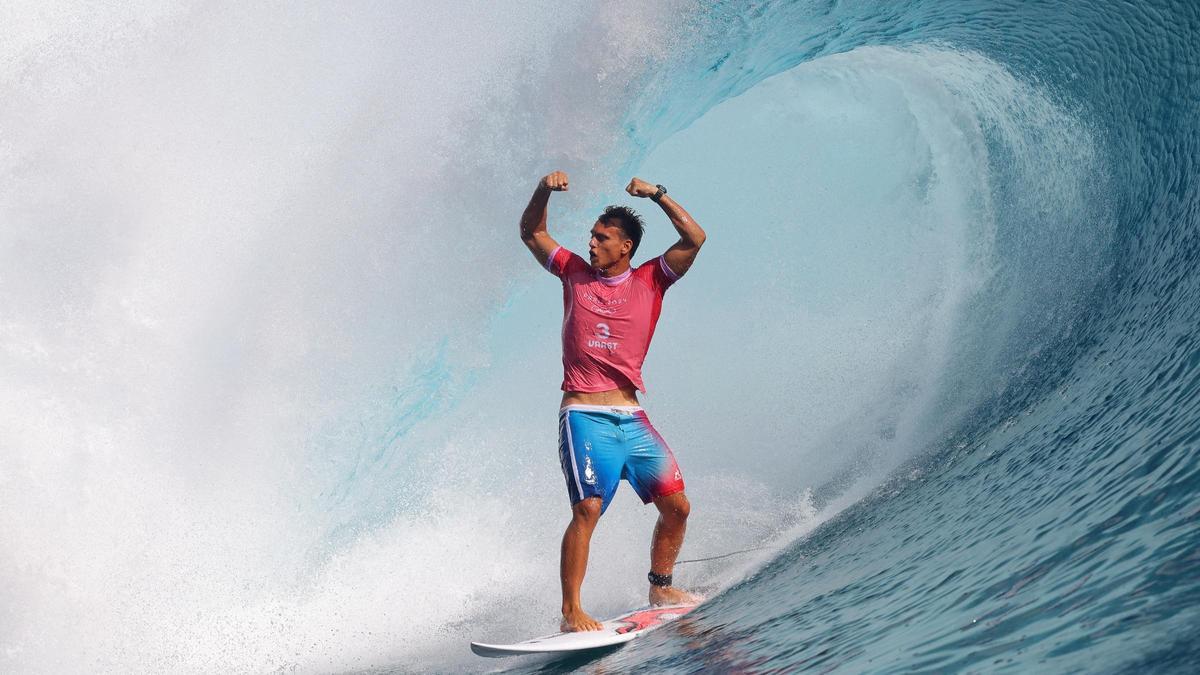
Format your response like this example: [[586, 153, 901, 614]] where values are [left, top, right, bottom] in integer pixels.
[[520, 170, 706, 632]]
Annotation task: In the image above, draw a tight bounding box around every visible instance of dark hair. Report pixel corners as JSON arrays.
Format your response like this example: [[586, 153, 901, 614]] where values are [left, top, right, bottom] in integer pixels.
[[599, 205, 645, 257]]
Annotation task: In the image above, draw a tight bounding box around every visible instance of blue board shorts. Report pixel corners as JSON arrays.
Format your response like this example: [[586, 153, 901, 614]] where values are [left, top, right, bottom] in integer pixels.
[[558, 405, 686, 514]]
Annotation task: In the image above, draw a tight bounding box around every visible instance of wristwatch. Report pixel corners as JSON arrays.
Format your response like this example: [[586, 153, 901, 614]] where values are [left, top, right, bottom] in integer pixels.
[[651, 184, 667, 202]]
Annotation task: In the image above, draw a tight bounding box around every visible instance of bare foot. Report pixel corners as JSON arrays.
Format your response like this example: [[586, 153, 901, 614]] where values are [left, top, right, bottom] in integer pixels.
[[649, 585, 702, 607], [561, 606, 604, 632]]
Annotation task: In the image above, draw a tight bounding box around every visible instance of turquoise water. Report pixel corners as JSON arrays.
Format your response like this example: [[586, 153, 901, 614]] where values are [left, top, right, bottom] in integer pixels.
[[1, 1, 1196, 672]]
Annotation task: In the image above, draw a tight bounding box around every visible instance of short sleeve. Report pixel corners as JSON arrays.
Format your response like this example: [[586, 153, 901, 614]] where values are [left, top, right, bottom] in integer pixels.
[[633, 255, 680, 294], [653, 255, 680, 291], [546, 246, 589, 278]]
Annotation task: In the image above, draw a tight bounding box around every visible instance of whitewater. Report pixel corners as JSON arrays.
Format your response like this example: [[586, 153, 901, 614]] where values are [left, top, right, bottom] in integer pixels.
[[1, 1, 1197, 672]]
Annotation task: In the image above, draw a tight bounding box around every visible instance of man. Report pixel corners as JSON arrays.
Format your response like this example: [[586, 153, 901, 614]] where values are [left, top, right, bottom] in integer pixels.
[[519, 170, 707, 632]]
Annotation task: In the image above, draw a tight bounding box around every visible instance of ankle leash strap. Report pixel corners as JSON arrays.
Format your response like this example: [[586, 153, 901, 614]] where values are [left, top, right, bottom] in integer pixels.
[[647, 571, 672, 587]]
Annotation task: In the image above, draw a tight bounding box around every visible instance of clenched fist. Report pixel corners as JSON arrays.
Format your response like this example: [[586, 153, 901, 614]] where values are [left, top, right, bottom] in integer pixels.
[[625, 177, 657, 198], [541, 171, 570, 191]]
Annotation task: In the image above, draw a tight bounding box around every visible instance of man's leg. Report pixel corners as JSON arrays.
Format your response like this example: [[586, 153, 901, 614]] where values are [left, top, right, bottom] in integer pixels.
[[649, 491, 700, 606], [561, 496, 604, 631]]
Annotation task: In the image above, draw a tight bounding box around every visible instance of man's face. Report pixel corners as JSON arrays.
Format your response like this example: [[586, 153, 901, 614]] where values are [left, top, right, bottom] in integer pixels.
[[588, 219, 632, 271]]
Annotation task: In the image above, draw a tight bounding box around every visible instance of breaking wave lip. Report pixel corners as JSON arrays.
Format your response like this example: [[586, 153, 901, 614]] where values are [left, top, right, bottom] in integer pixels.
[[631, 40, 1113, 501]]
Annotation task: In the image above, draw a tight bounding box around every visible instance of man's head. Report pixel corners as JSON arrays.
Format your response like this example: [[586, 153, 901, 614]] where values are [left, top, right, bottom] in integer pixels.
[[588, 205, 644, 272]]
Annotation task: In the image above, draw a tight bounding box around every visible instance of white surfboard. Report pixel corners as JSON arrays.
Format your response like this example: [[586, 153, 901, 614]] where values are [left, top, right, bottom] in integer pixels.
[[470, 604, 696, 658]]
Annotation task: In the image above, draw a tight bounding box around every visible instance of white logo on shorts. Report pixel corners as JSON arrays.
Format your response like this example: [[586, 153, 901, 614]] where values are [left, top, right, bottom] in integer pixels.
[[584, 455, 597, 485]]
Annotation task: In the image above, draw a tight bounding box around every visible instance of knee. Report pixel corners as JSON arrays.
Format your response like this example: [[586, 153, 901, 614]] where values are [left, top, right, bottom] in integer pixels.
[[572, 497, 602, 524], [662, 495, 690, 523], [675, 496, 691, 521]]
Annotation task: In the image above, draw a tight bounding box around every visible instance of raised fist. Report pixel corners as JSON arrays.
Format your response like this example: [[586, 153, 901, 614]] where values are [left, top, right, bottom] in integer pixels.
[[625, 177, 656, 198], [541, 171, 570, 191]]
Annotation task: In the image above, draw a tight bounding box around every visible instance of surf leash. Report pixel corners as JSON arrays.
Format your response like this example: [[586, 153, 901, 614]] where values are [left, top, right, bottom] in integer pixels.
[[675, 545, 780, 565]]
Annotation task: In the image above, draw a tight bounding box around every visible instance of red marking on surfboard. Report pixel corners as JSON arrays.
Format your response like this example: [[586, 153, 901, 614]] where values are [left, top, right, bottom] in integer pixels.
[[614, 606, 695, 635]]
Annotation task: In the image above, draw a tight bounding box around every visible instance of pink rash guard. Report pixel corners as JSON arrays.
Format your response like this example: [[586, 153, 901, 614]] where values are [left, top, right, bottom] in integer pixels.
[[546, 246, 679, 392]]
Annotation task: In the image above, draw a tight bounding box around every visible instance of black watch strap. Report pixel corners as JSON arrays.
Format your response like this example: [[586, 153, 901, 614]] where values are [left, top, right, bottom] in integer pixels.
[[651, 184, 667, 202]]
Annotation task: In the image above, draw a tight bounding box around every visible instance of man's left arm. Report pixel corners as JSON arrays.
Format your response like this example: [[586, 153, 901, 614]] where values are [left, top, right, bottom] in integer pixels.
[[626, 177, 706, 278]]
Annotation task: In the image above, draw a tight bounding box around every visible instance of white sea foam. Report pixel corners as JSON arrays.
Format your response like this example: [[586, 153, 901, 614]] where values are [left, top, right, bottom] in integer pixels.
[[0, 1, 694, 671]]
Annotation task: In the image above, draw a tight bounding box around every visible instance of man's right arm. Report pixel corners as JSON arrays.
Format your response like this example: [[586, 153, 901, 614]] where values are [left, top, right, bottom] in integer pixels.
[[520, 171, 569, 269]]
